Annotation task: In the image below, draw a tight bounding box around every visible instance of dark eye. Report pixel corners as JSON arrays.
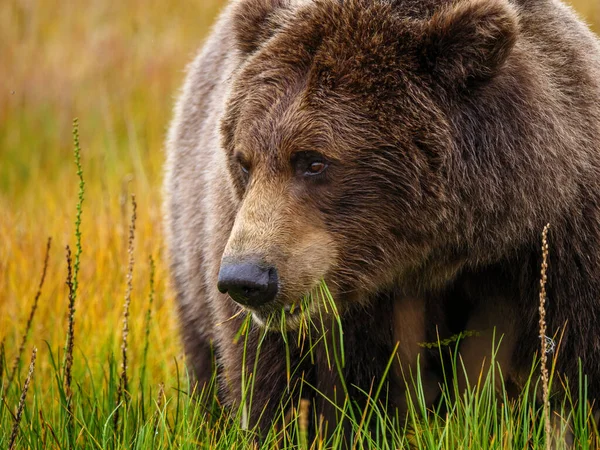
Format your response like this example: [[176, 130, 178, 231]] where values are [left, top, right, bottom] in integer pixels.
[[235, 154, 250, 175], [307, 161, 327, 175], [293, 151, 329, 177]]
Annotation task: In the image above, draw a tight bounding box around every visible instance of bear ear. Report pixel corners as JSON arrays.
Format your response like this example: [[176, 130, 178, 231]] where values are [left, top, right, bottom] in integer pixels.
[[419, 0, 518, 87], [232, 0, 291, 55]]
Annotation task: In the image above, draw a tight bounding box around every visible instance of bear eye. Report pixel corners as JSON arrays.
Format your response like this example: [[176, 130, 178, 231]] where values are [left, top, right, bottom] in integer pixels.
[[292, 151, 329, 178], [235, 154, 250, 176], [307, 161, 327, 175]]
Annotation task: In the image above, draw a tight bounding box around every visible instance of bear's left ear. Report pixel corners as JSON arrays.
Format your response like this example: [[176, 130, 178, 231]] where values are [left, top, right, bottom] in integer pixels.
[[232, 0, 290, 55], [419, 0, 519, 87]]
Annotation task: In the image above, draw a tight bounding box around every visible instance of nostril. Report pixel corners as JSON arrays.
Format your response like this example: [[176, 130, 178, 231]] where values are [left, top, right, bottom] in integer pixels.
[[217, 261, 279, 307], [242, 285, 259, 295]]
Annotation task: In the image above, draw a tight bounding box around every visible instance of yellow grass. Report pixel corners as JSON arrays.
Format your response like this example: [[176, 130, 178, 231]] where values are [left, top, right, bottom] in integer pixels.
[[0, 0, 598, 393], [570, 0, 600, 32], [0, 0, 225, 386]]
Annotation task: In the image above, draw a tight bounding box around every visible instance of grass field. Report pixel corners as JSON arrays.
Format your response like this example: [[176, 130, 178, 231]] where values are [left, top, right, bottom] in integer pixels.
[[1, 0, 599, 448]]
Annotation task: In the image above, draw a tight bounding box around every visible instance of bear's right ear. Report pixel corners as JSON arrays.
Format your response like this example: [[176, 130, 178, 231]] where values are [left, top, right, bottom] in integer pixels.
[[419, 0, 518, 87], [232, 0, 291, 55]]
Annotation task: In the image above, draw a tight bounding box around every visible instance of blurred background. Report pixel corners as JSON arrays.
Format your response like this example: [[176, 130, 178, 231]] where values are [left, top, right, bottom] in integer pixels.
[[1, 0, 597, 202], [0, 0, 598, 378], [0, 0, 225, 380]]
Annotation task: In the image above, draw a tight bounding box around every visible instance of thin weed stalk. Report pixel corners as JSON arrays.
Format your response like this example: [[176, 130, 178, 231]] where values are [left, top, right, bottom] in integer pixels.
[[8, 347, 37, 450], [0, 337, 5, 417], [64, 246, 75, 401], [538, 223, 551, 450], [140, 254, 156, 420], [62, 116, 84, 407], [71, 118, 84, 306], [0, 338, 5, 384], [6, 237, 51, 390], [153, 382, 165, 437], [114, 194, 137, 434], [121, 193, 137, 395], [64, 244, 76, 444]]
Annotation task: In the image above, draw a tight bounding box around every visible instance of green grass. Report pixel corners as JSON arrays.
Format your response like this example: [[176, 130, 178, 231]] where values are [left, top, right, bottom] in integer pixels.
[[1, 0, 600, 448]]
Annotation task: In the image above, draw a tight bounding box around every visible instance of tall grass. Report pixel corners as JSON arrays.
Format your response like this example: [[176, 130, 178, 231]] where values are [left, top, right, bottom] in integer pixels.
[[0, 0, 597, 387], [0, 121, 597, 449], [1, 0, 599, 448]]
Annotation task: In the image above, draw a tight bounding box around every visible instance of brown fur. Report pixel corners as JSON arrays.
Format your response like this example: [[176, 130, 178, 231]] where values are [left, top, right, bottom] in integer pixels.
[[164, 0, 600, 436], [392, 295, 441, 413]]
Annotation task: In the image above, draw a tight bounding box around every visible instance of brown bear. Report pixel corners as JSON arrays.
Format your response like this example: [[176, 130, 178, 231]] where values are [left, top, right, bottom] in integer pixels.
[[164, 0, 600, 435]]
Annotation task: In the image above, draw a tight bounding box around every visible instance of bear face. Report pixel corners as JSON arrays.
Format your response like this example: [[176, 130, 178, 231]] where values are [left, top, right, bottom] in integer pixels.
[[218, 0, 518, 328]]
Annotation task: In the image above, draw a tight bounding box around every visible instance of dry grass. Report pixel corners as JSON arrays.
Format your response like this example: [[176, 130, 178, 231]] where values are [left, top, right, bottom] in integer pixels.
[[6, 237, 50, 391], [8, 347, 37, 450], [0, 0, 225, 398]]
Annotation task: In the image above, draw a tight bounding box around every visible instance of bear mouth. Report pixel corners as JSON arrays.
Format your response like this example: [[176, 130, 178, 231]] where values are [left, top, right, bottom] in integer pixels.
[[283, 302, 301, 316], [250, 299, 314, 331], [249, 281, 335, 331]]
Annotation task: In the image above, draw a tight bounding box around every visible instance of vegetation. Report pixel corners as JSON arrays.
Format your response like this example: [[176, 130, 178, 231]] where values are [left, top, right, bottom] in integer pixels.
[[1, 1, 599, 448]]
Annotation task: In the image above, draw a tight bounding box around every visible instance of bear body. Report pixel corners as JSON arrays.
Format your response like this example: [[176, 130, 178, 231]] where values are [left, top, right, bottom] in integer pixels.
[[164, 0, 600, 430]]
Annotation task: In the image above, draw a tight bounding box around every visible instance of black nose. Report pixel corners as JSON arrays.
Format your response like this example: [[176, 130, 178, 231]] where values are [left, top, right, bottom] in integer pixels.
[[217, 262, 278, 307]]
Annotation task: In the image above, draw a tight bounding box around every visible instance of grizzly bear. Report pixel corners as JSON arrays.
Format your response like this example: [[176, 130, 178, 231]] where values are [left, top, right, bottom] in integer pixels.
[[164, 0, 600, 435]]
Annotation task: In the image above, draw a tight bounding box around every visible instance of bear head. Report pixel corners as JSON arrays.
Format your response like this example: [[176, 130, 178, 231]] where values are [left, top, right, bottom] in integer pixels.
[[217, 0, 518, 329]]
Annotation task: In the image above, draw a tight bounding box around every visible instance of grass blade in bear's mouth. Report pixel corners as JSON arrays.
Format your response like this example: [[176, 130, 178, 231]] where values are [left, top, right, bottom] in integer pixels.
[[283, 303, 299, 315]]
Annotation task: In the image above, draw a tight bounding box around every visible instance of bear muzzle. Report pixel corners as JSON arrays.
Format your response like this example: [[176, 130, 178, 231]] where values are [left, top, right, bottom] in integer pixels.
[[217, 260, 279, 307]]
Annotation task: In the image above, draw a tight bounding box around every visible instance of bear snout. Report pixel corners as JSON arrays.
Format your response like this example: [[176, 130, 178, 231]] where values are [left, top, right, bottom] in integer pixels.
[[217, 259, 279, 307]]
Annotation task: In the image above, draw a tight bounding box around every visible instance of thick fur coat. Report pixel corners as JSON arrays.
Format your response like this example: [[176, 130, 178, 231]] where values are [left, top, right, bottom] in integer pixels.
[[164, 0, 600, 431]]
